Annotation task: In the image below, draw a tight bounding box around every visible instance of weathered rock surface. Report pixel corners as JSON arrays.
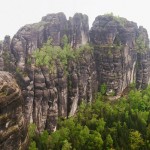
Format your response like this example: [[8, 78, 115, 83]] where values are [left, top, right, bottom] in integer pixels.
[[0, 71, 28, 150], [90, 15, 150, 95], [8, 12, 93, 132], [0, 13, 150, 132], [68, 13, 89, 47]]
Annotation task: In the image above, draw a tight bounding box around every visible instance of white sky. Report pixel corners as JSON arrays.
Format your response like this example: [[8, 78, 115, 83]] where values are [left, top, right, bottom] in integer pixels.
[[0, 0, 150, 40]]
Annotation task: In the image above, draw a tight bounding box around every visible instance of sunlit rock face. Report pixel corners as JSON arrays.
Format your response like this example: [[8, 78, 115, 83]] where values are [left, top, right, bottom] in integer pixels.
[[90, 15, 150, 95], [0, 71, 28, 150]]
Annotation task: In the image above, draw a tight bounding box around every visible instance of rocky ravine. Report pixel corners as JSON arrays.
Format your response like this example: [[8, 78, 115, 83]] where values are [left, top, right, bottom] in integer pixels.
[[0, 71, 28, 150], [0, 13, 150, 133]]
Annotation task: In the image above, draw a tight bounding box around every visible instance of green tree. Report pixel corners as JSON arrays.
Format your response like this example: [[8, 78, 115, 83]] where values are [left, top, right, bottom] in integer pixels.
[[100, 83, 107, 95], [146, 124, 150, 148], [38, 130, 50, 150], [29, 141, 37, 150], [61, 35, 69, 47], [105, 134, 113, 149], [28, 85, 150, 150], [28, 123, 36, 140], [62, 140, 72, 150], [135, 34, 148, 53], [129, 130, 144, 150], [86, 131, 103, 150]]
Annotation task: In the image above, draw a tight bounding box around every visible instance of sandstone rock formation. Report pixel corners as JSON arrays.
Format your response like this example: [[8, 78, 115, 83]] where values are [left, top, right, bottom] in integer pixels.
[[0, 13, 150, 133], [0, 71, 28, 150], [9, 12, 92, 132], [90, 15, 150, 95], [68, 13, 89, 47]]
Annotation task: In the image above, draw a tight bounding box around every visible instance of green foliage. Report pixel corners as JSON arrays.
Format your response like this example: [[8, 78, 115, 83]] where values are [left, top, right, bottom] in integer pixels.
[[135, 34, 148, 53], [28, 123, 36, 140], [61, 34, 68, 47], [105, 134, 113, 149], [129, 130, 144, 150], [29, 86, 150, 150], [2, 51, 11, 71], [27, 56, 32, 65], [128, 89, 150, 111], [62, 140, 72, 150], [85, 131, 103, 150], [29, 141, 37, 150], [38, 130, 50, 150], [108, 50, 113, 57], [28, 124, 38, 150], [104, 13, 127, 27], [100, 83, 107, 95], [129, 82, 136, 89], [33, 35, 92, 73]]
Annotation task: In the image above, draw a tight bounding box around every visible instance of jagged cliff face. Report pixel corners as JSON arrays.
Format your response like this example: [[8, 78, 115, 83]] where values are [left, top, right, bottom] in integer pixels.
[[0, 13, 150, 133], [90, 15, 150, 95], [2, 12, 95, 132], [0, 71, 28, 150]]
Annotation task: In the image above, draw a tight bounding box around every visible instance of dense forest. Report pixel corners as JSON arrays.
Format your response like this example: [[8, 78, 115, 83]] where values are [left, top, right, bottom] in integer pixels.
[[28, 84, 150, 150]]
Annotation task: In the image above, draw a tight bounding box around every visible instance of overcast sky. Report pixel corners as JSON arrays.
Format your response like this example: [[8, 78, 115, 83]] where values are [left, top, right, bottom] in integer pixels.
[[0, 0, 149, 40]]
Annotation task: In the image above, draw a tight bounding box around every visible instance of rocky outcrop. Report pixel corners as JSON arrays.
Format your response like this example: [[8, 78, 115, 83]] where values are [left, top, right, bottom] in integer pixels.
[[1, 13, 150, 132], [11, 12, 89, 71], [15, 49, 97, 132], [8, 12, 93, 132], [0, 36, 15, 72], [68, 13, 89, 47], [136, 26, 150, 88], [90, 15, 150, 95], [0, 71, 28, 150]]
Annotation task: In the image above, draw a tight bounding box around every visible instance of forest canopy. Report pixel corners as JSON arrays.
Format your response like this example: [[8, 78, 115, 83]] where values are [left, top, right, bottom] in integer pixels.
[[28, 86, 150, 150]]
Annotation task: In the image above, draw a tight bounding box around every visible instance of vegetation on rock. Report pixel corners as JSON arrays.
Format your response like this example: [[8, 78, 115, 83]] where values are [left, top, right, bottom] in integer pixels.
[[33, 35, 92, 73], [28, 86, 150, 150], [104, 13, 127, 27], [135, 34, 148, 53]]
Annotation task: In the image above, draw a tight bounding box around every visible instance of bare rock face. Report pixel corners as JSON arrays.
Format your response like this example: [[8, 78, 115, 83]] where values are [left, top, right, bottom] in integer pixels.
[[68, 13, 89, 47], [68, 50, 98, 116], [8, 12, 93, 132], [1, 13, 150, 133], [0, 71, 28, 150], [90, 15, 150, 95], [136, 26, 150, 88], [0, 36, 15, 72]]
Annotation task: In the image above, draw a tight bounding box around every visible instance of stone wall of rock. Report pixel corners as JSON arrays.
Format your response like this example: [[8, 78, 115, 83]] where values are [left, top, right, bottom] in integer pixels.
[[68, 13, 89, 47], [90, 15, 150, 95], [0, 13, 150, 133], [8, 12, 94, 132], [0, 71, 28, 150]]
